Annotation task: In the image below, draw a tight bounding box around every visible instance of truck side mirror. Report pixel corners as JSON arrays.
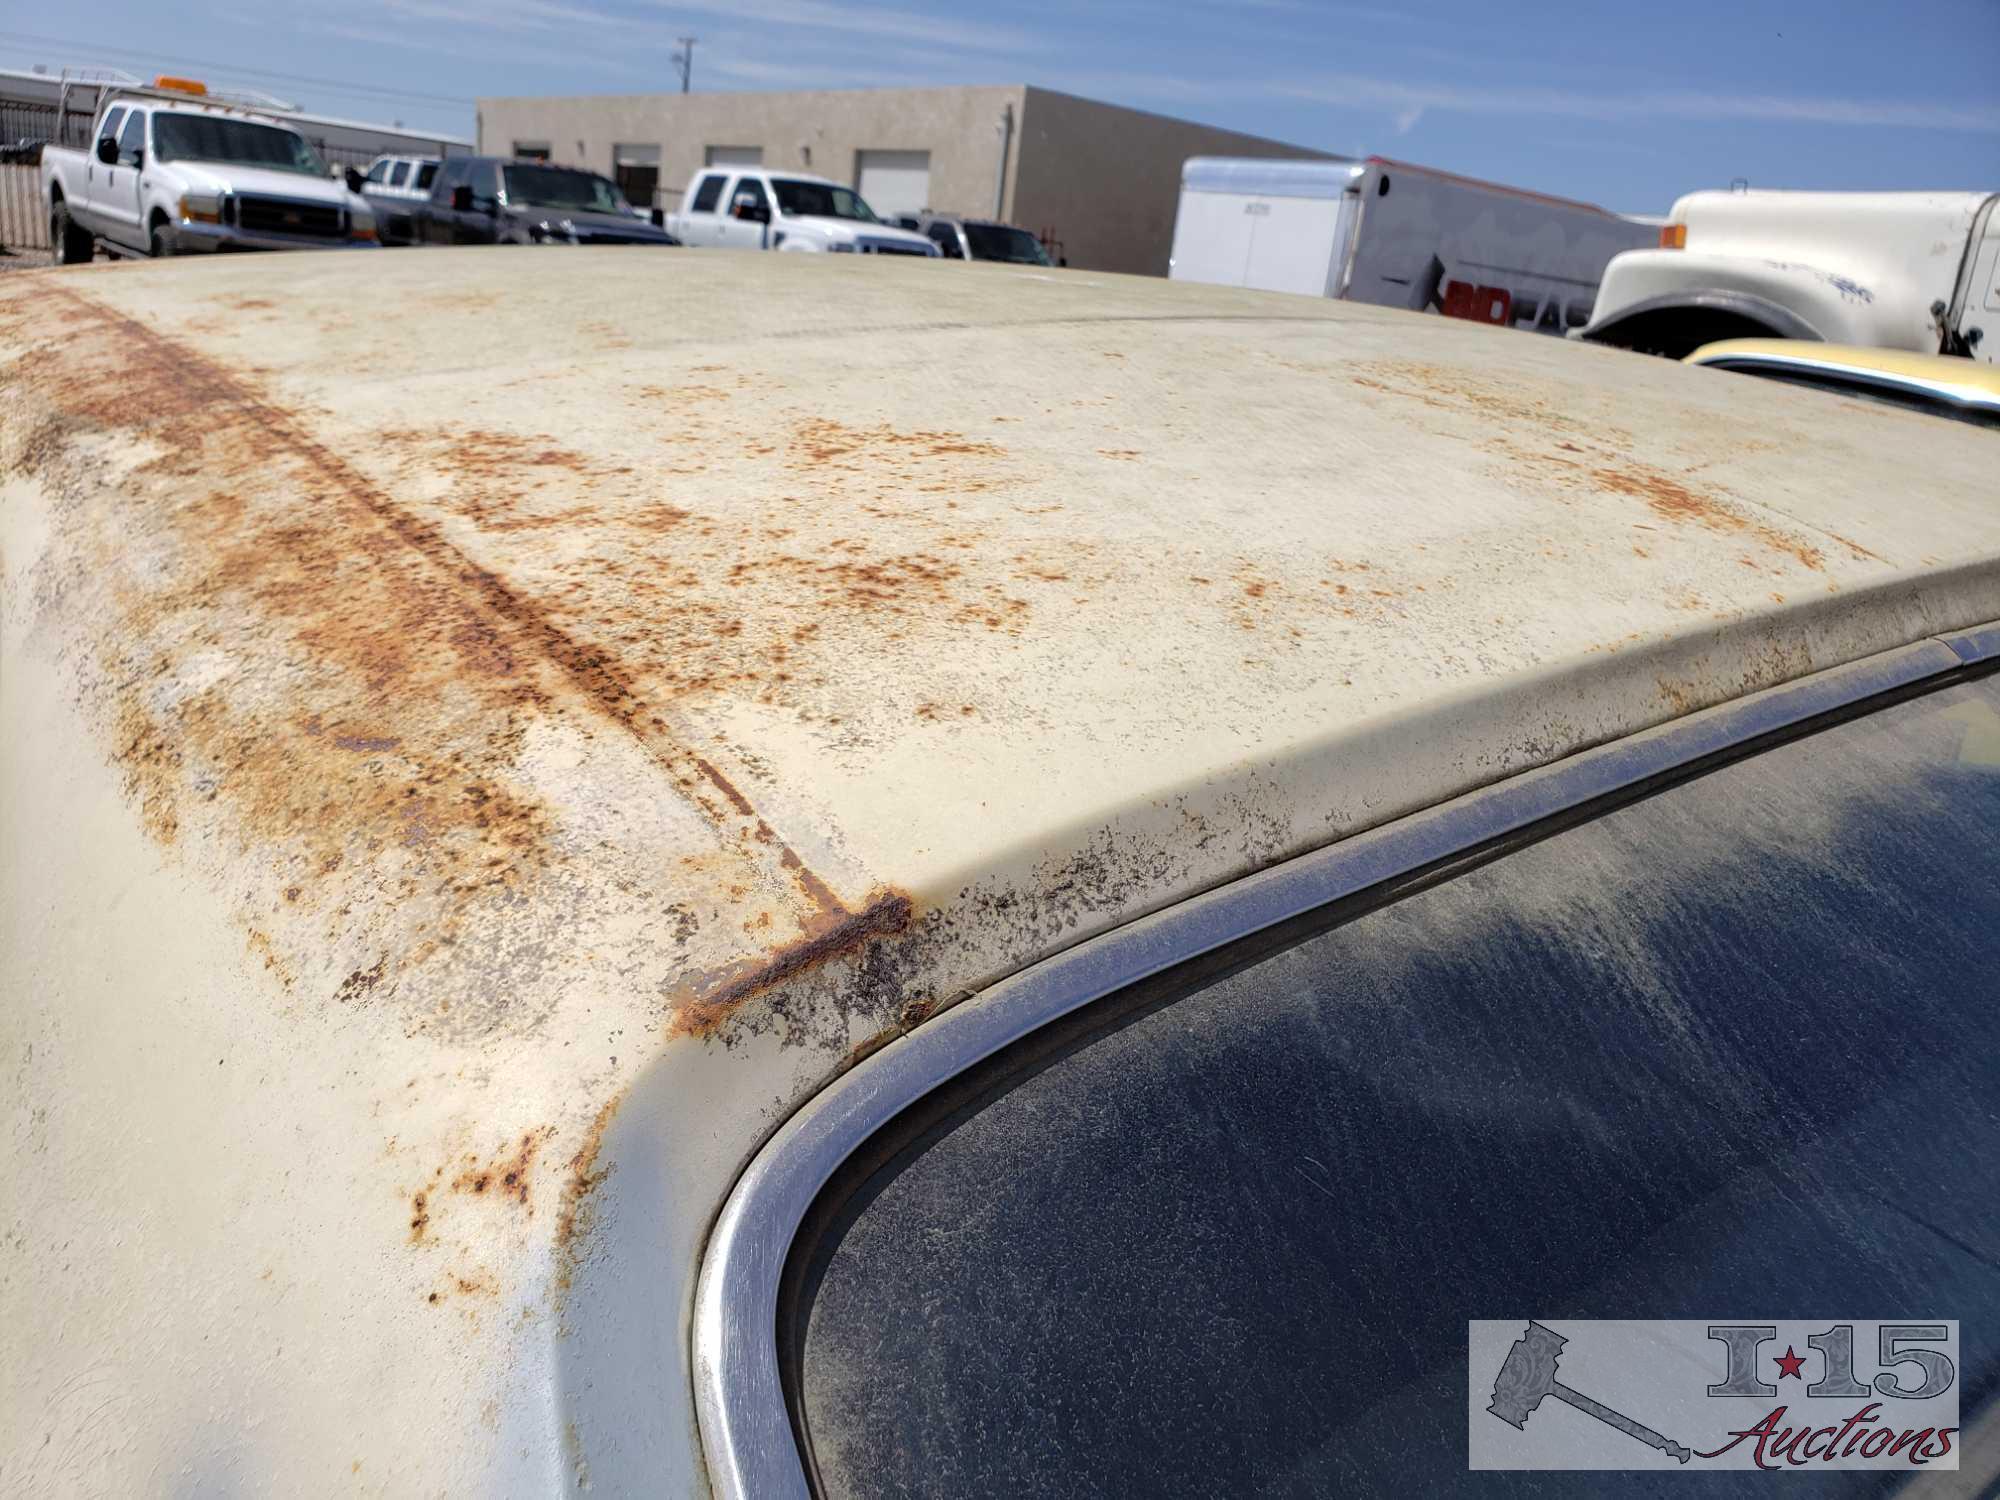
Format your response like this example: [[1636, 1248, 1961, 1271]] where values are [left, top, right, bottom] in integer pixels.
[[452, 184, 473, 213], [95, 136, 118, 166], [732, 195, 768, 224], [344, 166, 365, 194]]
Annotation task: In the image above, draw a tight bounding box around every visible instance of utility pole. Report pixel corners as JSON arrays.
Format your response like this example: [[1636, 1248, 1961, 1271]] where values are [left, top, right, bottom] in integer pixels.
[[673, 37, 696, 94]]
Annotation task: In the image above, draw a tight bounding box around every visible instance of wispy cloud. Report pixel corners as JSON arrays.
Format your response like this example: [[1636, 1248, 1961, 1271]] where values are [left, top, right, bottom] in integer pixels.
[[658, 0, 1036, 55], [1280, 76, 2000, 134]]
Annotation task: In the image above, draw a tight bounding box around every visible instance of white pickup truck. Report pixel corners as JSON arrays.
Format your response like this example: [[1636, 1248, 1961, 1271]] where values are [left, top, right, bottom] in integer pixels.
[[1578, 189, 1998, 362], [664, 167, 938, 257], [42, 78, 379, 262]]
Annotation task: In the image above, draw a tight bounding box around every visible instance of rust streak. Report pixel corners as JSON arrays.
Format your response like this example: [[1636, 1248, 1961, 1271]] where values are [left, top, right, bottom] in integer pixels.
[[668, 888, 914, 1038], [34, 283, 862, 929]]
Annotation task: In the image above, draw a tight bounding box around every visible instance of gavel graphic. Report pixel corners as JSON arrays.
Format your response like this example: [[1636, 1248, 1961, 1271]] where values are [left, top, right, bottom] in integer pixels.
[[1488, 1321, 1692, 1464]]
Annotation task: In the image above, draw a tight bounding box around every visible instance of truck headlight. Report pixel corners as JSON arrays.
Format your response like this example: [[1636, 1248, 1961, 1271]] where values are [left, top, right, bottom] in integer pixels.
[[179, 192, 223, 224], [349, 208, 378, 242], [531, 218, 579, 243]]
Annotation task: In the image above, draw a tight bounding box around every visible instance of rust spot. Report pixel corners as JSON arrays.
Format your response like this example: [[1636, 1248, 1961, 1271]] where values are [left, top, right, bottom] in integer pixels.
[[555, 1091, 624, 1292], [1588, 464, 1824, 571], [1827, 531, 1885, 563], [336, 956, 387, 1004], [450, 1128, 552, 1209], [409, 1191, 430, 1243], [669, 889, 915, 1039]]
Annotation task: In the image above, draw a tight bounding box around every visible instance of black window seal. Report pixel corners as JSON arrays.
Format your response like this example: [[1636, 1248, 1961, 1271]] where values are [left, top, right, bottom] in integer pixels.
[[690, 619, 2000, 1500]]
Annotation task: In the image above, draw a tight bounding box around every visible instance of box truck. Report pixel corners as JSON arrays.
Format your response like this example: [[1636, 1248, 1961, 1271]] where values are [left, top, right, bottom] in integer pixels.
[[1168, 155, 1655, 335]]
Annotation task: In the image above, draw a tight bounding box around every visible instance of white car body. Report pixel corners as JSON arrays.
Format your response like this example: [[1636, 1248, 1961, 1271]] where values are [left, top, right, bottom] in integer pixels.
[[1168, 155, 1656, 334], [1580, 189, 2000, 362], [665, 167, 938, 256], [4, 253, 1997, 1496], [41, 85, 377, 259]]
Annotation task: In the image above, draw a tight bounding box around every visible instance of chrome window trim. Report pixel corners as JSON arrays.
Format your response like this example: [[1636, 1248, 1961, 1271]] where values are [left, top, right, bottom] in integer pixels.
[[691, 622, 2000, 1500]]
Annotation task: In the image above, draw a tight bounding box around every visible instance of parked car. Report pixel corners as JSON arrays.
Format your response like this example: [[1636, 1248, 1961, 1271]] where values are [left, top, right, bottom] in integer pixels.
[[359, 152, 440, 245], [414, 155, 678, 246], [917, 212, 1054, 266], [1580, 189, 1999, 361], [3, 254, 1997, 1497], [40, 76, 377, 261], [665, 167, 937, 255], [1686, 337, 2000, 426]]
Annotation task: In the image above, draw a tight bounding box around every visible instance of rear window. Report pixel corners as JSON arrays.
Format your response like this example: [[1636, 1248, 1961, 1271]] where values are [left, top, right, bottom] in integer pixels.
[[690, 174, 725, 213], [786, 670, 2000, 1497]]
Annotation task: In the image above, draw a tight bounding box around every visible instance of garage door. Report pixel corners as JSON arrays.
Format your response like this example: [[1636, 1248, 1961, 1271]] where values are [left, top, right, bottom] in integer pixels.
[[855, 150, 931, 219], [705, 146, 762, 168]]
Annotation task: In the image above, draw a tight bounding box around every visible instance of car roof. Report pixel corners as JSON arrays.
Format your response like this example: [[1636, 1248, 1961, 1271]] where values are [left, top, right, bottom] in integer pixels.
[[5, 252, 1996, 1493], [1686, 338, 2000, 408]]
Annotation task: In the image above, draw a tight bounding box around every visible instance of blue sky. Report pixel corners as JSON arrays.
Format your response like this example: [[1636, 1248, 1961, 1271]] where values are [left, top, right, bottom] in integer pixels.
[[4, 1, 1994, 213]]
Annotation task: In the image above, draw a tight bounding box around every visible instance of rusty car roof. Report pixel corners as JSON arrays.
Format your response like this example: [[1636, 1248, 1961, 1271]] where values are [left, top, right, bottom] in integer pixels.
[[3, 250, 1996, 1495]]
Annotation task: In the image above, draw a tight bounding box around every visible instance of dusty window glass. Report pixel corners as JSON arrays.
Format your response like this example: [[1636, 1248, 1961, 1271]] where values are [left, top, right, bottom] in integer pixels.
[[787, 671, 2000, 1498]]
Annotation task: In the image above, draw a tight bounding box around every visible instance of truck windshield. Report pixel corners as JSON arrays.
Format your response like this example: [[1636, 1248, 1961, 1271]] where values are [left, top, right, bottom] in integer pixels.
[[962, 223, 1051, 265], [503, 164, 625, 214], [151, 114, 326, 176], [771, 179, 878, 223]]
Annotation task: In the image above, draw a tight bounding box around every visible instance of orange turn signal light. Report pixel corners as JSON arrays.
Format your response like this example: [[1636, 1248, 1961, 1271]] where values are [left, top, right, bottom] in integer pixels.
[[153, 75, 209, 95], [1659, 223, 1686, 249]]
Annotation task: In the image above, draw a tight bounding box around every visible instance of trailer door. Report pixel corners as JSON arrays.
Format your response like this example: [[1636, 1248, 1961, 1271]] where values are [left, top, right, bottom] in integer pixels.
[[1241, 194, 1346, 296], [1168, 188, 1262, 287]]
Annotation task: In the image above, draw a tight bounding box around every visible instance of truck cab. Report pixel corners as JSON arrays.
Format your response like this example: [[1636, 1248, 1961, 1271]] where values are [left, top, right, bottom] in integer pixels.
[[917, 213, 1055, 266], [412, 156, 676, 246], [666, 168, 938, 256], [42, 79, 379, 261], [359, 153, 441, 246], [1579, 189, 2000, 363]]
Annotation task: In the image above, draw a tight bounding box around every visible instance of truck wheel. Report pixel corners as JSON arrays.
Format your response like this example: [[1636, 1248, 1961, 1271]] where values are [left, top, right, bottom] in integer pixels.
[[50, 199, 93, 265], [149, 218, 175, 259]]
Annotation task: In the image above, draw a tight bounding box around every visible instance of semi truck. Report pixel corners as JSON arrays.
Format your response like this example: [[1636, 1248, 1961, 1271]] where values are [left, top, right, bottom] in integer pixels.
[[1167, 155, 1656, 334], [1577, 189, 1999, 363]]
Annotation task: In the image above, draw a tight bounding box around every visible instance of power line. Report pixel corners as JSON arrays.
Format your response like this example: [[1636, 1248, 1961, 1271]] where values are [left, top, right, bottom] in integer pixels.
[[0, 28, 474, 110]]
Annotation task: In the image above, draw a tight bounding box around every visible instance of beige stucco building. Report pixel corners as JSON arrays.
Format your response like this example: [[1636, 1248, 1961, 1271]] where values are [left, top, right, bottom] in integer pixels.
[[474, 84, 1328, 276]]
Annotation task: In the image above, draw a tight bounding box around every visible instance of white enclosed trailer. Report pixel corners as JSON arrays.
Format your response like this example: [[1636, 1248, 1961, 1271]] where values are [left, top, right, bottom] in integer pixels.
[[1168, 155, 1656, 334]]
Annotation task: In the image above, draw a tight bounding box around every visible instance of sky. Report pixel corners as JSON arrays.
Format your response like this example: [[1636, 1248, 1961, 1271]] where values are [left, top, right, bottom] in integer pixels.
[[3, 1, 1995, 213]]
